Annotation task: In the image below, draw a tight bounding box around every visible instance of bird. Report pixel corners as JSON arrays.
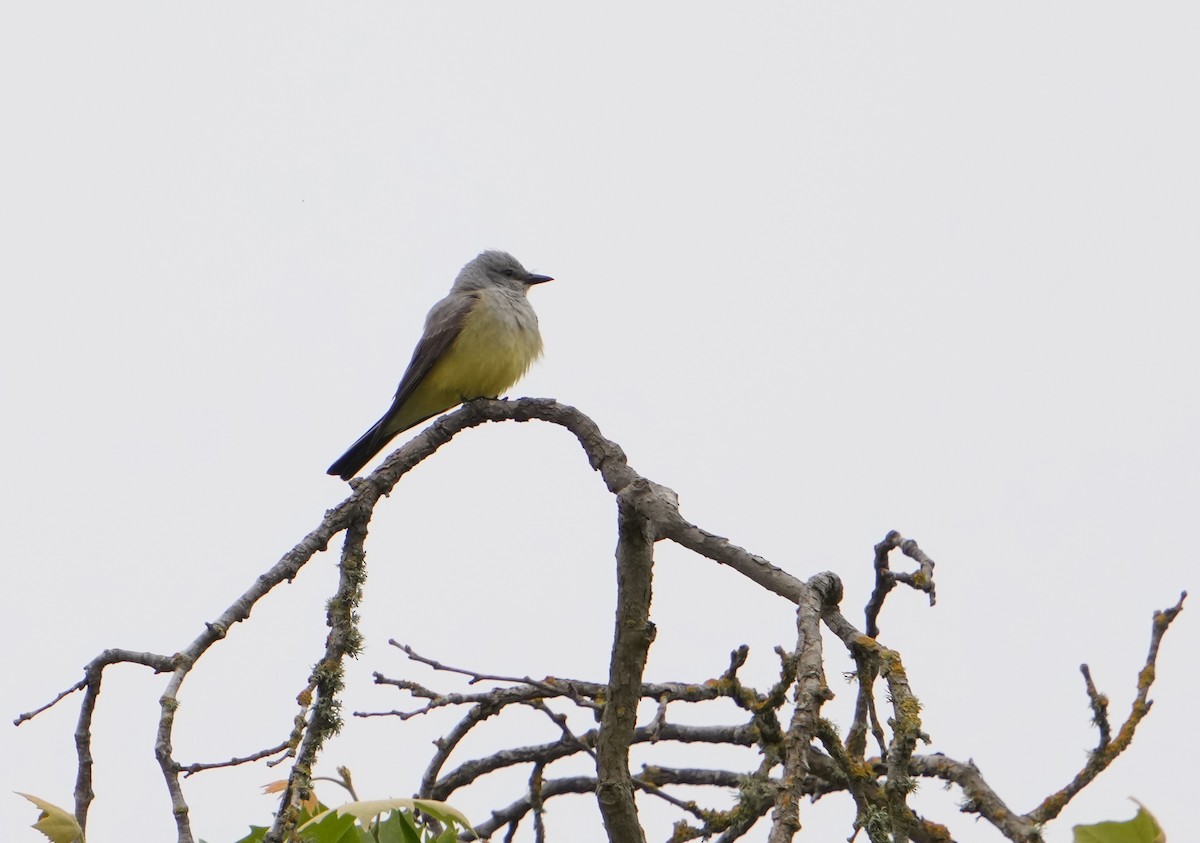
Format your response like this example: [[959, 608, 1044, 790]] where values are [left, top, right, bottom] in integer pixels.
[[327, 250, 553, 480]]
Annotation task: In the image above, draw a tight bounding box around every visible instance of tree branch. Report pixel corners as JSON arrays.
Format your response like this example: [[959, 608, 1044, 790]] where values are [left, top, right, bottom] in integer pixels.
[[266, 508, 371, 842], [595, 482, 657, 843], [768, 578, 833, 842], [1026, 591, 1187, 825], [21, 398, 1184, 843], [865, 531, 937, 639]]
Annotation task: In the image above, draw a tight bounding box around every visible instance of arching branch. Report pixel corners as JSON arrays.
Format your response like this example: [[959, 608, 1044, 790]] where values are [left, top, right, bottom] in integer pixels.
[[16, 398, 1183, 843]]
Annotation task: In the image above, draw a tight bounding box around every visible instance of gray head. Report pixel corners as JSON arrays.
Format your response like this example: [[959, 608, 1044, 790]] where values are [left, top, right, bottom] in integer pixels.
[[452, 250, 553, 294]]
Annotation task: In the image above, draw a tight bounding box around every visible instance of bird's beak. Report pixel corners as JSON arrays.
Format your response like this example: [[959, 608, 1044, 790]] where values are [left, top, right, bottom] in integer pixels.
[[525, 273, 554, 285]]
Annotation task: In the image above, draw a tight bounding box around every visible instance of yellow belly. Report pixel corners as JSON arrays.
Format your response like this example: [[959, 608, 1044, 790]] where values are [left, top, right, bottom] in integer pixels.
[[384, 291, 543, 434], [428, 299, 542, 399]]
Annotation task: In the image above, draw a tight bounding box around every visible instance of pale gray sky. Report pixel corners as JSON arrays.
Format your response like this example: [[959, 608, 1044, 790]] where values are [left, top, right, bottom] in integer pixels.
[[2, 4, 1196, 842]]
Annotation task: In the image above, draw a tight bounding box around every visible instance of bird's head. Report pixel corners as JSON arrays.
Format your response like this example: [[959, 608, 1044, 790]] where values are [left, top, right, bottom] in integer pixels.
[[454, 250, 553, 293]]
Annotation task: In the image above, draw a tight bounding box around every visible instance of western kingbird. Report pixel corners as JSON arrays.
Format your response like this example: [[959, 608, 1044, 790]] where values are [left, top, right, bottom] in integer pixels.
[[327, 250, 553, 480]]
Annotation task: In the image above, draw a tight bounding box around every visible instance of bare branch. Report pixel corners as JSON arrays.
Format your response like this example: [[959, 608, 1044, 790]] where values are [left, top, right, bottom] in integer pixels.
[[178, 742, 291, 775], [20, 645, 178, 834], [1079, 664, 1111, 751], [71, 650, 174, 833], [448, 399, 811, 605], [865, 531, 937, 639], [366, 663, 726, 720], [815, 718, 890, 843], [595, 483, 656, 843], [769, 578, 833, 843], [528, 699, 597, 759], [73, 663, 101, 833], [25, 398, 1183, 843], [529, 761, 547, 843], [266, 510, 371, 842], [879, 649, 926, 843], [386, 640, 602, 712], [903, 755, 1040, 842], [425, 719, 757, 802], [471, 777, 598, 840], [1027, 591, 1186, 825], [650, 504, 809, 604], [14, 679, 87, 726], [822, 596, 931, 842], [638, 766, 746, 789]]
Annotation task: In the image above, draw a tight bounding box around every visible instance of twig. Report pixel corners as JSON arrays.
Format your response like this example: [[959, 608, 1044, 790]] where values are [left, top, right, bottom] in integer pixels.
[[426, 720, 758, 801], [903, 755, 1039, 842], [470, 777, 599, 840], [14, 679, 86, 726], [879, 648, 927, 843], [814, 718, 890, 843], [309, 767, 360, 802], [529, 761, 547, 843], [821, 602, 930, 842], [1079, 664, 1111, 750], [388, 641, 602, 711], [365, 668, 722, 720], [1027, 592, 1187, 825], [646, 695, 670, 738], [24, 397, 1183, 843], [72, 649, 174, 833], [265, 510, 372, 842], [527, 699, 596, 760], [864, 531, 937, 638], [178, 742, 291, 775], [637, 766, 746, 789]]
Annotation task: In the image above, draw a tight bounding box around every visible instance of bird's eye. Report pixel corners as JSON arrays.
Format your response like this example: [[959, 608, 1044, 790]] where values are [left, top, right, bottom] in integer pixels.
[[502, 268, 515, 278]]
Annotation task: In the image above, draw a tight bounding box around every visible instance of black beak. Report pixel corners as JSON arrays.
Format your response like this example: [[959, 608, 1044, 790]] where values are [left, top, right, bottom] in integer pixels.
[[525, 273, 554, 285]]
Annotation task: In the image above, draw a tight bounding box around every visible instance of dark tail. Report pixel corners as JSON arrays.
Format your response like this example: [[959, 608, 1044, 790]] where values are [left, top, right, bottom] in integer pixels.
[[327, 421, 390, 481]]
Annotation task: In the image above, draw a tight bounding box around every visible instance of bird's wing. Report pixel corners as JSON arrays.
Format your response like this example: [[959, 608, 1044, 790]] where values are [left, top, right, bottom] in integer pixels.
[[326, 292, 479, 480], [387, 291, 478, 414]]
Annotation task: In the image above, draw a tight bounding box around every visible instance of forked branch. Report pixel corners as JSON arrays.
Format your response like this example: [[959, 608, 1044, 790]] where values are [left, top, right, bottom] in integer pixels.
[[16, 399, 1184, 843]]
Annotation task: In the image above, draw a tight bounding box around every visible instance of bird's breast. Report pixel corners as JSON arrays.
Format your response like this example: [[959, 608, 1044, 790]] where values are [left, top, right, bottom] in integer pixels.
[[426, 290, 543, 400]]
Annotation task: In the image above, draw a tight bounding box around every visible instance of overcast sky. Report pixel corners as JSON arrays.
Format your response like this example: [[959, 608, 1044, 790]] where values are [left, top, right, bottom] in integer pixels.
[[2, 4, 1196, 842]]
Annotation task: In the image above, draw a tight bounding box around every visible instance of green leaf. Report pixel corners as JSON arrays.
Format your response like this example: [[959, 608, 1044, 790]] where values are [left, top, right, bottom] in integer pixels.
[[1073, 801, 1165, 843], [300, 798, 471, 834], [374, 811, 421, 843], [228, 808, 363, 843], [396, 811, 423, 843], [409, 798, 472, 830], [300, 811, 360, 843], [15, 793, 84, 843]]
